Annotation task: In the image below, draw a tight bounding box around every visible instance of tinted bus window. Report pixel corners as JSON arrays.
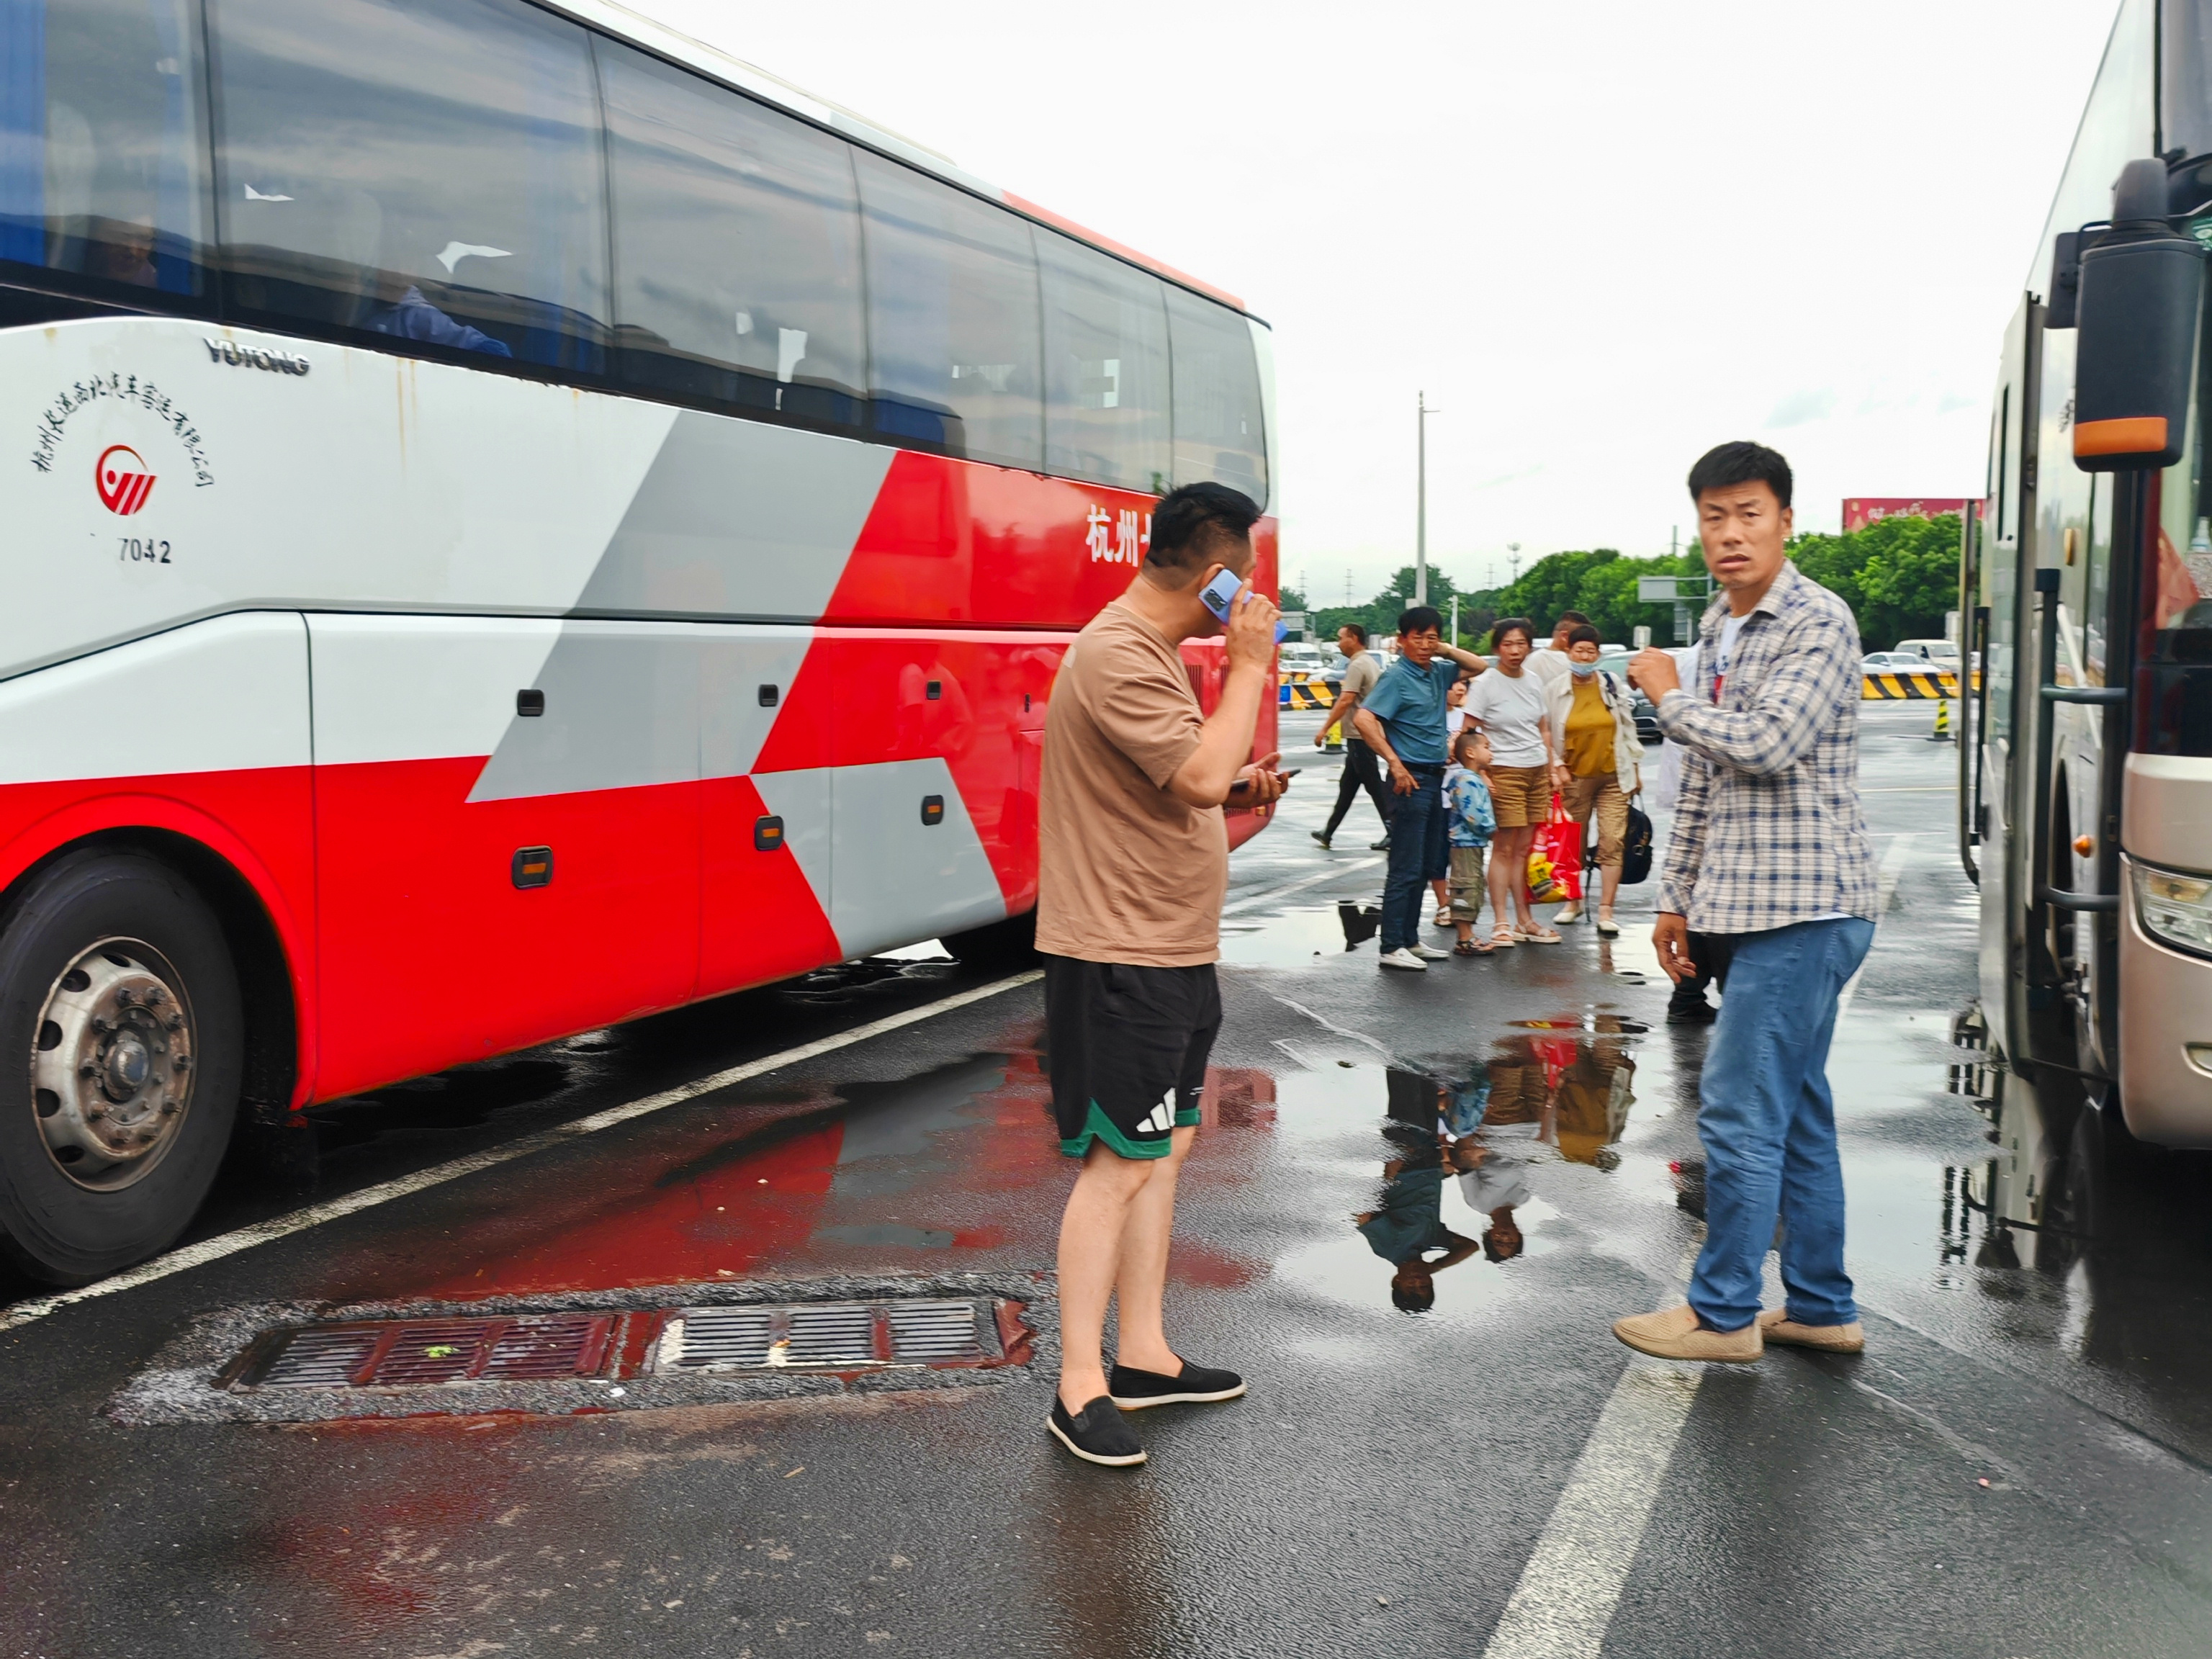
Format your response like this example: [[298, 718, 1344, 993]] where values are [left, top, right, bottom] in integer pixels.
[[599, 42, 864, 431], [207, 0, 607, 370], [1165, 285, 1267, 508], [0, 0, 212, 301], [1038, 230, 1169, 493], [855, 151, 1042, 471]]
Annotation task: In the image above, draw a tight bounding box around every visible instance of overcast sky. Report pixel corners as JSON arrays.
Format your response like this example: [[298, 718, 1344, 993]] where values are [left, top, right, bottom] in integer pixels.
[[648, 0, 2121, 598]]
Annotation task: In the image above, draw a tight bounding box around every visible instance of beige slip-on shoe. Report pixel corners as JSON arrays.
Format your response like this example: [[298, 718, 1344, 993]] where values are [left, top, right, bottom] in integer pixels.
[[1612, 1303, 1763, 1363], [1757, 1308, 1865, 1354]]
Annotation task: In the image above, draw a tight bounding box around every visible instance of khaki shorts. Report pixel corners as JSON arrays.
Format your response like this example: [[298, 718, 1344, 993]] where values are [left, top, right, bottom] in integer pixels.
[[1563, 772, 1629, 868], [1448, 845, 1488, 922], [1488, 763, 1552, 829]]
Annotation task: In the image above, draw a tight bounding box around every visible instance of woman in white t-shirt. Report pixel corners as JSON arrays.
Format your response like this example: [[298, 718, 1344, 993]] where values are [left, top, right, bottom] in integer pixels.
[[1463, 618, 1562, 945]]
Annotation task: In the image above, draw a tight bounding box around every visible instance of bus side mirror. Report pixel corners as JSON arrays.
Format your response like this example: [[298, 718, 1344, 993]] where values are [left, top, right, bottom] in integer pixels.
[[2074, 158, 2203, 472]]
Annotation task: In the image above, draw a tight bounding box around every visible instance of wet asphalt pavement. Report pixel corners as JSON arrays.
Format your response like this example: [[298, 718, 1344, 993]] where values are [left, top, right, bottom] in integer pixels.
[[6, 703, 2212, 1658]]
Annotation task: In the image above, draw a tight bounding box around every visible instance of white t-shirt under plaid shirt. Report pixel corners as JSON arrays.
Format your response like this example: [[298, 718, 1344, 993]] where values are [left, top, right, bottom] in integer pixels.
[[1654, 560, 1876, 934]]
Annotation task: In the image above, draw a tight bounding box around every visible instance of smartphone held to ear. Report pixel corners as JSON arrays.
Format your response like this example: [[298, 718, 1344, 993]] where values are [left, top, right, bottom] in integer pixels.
[[1199, 568, 1289, 642]]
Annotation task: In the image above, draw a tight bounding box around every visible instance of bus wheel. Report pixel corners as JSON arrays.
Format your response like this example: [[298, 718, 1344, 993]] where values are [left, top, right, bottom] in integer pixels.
[[0, 850, 243, 1285], [942, 909, 1038, 971]]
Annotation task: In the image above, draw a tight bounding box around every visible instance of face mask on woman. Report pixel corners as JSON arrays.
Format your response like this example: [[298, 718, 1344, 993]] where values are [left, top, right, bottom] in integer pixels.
[[1570, 661, 1599, 680]]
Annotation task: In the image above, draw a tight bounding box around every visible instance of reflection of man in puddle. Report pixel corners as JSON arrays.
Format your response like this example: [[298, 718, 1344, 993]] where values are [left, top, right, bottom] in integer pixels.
[[1357, 1069, 1480, 1310]]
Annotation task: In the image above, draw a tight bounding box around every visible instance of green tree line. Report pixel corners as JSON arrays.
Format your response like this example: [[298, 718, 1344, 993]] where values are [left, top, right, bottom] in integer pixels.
[[1298, 513, 1963, 652]]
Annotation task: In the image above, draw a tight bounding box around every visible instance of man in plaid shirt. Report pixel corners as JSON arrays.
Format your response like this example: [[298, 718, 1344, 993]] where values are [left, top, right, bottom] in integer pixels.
[[1614, 441, 1878, 1364]]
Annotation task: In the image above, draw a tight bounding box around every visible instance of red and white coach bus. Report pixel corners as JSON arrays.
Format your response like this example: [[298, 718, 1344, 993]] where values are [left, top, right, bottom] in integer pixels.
[[0, 0, 1279, 1282]]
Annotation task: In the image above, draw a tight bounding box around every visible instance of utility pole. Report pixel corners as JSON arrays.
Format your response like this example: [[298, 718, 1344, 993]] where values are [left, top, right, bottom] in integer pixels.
[[1416, 390, 1438, 605], [1450, 593, 1460, 644], [1506, 542, 1521, 588]]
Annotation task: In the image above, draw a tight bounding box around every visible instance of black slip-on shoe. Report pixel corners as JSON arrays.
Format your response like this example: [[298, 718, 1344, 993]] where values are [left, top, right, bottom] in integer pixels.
[[1310, 830, 1333, 849], [1107, 1359, 1247, 1410], [1666, 1001, 1717, 1025], [1048, 1395, 1146, 1466]]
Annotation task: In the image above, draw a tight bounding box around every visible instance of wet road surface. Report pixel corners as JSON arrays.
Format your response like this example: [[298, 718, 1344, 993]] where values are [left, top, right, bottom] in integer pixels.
[[5, 703, 2212, 1658]]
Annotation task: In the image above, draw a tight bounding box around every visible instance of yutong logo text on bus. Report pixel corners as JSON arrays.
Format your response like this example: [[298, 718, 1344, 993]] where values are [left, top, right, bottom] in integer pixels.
[[95, 446, 156, 516]]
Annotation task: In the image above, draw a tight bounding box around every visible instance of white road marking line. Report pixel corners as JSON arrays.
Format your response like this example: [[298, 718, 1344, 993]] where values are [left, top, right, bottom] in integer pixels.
[[0, 970, 1043, 1334], [1482, 837, 1917, 1653], [1478, 1358, 1705, 1659], [1835, 832, 1916, 1022], [1220, 854, 1385, 916]]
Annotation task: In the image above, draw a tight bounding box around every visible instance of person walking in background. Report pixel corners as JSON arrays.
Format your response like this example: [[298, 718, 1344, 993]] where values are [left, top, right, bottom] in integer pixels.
[[1527, 610, 1591, 688], [1614, 441, 1876, 1364], [1647, 639, 1730, 1021], [1545, 624, 1643, 933], [1464, 619, 1563, 947], [1445, 727, 1497, 956], [1035, 481, 1287, 1466], [1354, 606, 1491, 973], [1313, 622, 1392, 852]]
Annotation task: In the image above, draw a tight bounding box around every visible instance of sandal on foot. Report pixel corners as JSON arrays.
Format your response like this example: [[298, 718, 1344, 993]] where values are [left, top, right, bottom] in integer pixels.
[[1453, 939, 1491, 956], [1489, 927, 1518, 948], [1522, 927, 1565, 944]]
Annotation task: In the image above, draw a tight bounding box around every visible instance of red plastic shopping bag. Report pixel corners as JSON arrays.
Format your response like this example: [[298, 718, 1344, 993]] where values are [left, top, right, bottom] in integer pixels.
[[1526, 793, 1584, 904]]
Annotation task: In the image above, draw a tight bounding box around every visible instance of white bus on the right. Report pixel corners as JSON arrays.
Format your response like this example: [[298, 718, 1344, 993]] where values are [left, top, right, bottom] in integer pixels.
[[1969, 0, 2212, 1143]]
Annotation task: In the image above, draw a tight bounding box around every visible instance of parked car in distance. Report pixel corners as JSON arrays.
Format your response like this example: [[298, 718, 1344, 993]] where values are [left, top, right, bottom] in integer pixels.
[[1893, 638, 1961, 665], [1861, 652, 1925, 674]]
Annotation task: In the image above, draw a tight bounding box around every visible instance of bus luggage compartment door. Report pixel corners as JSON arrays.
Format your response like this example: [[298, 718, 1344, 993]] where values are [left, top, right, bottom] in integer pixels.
[[307, 616, 701, 1097]]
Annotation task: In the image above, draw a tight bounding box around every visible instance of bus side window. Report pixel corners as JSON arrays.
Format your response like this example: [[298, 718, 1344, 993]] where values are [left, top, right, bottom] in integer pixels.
[[209, 0, 608, 372], [0, 0, 212, 302], [855, 151, 1043, 472], [598, 41, 866, 434], [1165, 284, 1269, 510], [1037, 229, 1170, 495]]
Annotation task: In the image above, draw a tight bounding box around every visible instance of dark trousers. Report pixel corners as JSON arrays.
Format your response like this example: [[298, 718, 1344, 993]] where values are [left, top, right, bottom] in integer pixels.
[[1323, 737, 1393, 840], [1380, 765, 1449, 952], [1668, 930, 1736, 1013]]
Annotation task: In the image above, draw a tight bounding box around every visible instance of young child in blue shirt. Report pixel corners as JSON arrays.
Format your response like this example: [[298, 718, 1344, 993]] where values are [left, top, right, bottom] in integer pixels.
[[1445, 727, 1497, 956]]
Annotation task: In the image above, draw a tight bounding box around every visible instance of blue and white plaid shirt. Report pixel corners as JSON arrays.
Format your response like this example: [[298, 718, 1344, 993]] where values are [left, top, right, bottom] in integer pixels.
[[1655, 560, 1876, 934]]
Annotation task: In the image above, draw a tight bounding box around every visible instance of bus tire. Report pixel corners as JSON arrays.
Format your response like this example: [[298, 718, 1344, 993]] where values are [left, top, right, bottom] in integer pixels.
[[942, 909, 1038, 970], [0, 850, 243, 1285]]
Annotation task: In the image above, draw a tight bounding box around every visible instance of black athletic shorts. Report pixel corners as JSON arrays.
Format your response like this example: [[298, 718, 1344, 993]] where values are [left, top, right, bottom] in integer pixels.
[[1044, 954, 1222, 1160]]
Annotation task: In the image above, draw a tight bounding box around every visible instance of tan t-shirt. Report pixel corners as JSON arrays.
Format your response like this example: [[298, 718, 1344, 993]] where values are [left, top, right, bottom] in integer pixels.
[[1036, 601, 1226, 967]]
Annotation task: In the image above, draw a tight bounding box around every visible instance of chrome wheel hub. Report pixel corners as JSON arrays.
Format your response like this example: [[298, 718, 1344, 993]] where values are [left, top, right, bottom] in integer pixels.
[[31, 939, 194, 1190]]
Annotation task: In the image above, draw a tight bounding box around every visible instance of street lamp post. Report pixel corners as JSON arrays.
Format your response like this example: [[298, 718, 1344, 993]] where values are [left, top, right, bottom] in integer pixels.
[[1416, 390, 1439, 606]]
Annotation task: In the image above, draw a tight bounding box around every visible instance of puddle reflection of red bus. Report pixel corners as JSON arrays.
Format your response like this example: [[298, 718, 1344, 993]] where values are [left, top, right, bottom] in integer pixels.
[[0, 0, 1277, 1283]]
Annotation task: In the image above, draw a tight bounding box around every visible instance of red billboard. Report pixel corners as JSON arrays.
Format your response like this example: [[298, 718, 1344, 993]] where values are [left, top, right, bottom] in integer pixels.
[[1842, 497, 1978, 532]]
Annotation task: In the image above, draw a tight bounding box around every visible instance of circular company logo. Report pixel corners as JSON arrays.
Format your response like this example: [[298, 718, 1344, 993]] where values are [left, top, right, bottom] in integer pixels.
[[95, 444, 157, 516]]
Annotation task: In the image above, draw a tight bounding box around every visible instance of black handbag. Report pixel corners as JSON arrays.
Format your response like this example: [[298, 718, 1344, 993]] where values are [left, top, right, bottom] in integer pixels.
[[1619, 804, 1655, 885], [1589, 801, 1655, 886]]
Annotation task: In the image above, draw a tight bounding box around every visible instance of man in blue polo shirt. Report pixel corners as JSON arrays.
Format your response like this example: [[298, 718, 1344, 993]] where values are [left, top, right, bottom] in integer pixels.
[[1354, 606, 1490, 971]]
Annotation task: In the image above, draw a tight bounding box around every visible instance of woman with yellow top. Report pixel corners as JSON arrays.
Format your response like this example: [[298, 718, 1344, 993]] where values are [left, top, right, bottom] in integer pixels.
[[1542, 624, 1644, 934]]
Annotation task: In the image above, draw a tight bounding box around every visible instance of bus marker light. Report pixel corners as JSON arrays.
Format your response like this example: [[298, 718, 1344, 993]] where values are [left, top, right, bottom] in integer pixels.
[[516, 689, 545, 716], [2074, 416, 2168, 459], [921, 796, 945, 826], [511, 847, 553, 889], [755, 816, 785, 851], [757, 683, 778, 707]]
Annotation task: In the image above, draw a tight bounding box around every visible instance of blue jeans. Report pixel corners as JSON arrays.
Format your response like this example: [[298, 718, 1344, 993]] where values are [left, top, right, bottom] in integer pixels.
[[1380, 765, 1449, 953], [1688, 915, 1876, 1332]]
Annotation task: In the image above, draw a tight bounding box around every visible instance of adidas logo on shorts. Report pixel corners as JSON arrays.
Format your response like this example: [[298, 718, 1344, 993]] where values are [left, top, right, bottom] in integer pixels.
[[1138, 1092, 1176, 1135]]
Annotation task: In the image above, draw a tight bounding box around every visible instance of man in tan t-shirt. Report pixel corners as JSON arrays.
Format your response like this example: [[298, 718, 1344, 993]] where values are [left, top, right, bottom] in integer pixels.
[[1036, 480, 1285, 1468]]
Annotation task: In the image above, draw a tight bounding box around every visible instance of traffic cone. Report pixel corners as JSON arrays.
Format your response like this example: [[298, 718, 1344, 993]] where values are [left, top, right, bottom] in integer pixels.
[[1324, 719, 1344, 753], [1931, 700, 1953, 742]]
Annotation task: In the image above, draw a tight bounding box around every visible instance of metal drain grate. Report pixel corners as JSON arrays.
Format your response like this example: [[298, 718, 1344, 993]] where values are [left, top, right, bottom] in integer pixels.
[[887, 1300, 982, 1360], [655, 1298, 997, 1373], [234, 1314, 614, 1390]]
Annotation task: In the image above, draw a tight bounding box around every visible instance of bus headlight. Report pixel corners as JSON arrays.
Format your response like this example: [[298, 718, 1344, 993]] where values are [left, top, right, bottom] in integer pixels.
[[2132, 862, 2212, 960]]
